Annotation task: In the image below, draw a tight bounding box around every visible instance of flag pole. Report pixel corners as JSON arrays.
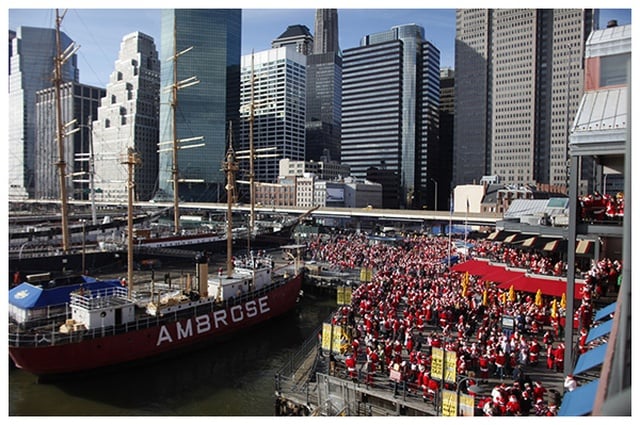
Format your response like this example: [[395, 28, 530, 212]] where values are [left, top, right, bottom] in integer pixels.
[[464, 197, 469, 260], [448, 191, 453, 266]]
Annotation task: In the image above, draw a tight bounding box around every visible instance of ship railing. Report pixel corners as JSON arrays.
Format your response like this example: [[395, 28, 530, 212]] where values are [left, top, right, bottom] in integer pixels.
[[9, 302, 70, 330], [274, 312, 333, 407], [69, 286, 129, 309]]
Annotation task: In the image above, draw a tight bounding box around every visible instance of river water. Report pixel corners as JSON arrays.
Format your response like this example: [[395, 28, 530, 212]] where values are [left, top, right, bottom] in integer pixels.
[[8, 291, 336, 416]]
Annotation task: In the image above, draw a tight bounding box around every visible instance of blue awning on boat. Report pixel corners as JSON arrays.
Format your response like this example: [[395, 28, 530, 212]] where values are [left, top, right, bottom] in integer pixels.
[[558, 379, 600, 416], [586, 319, 613, 344], [573, 342, 608, 375], [594, 302, 616, 322], [9, 279, 121, 309]]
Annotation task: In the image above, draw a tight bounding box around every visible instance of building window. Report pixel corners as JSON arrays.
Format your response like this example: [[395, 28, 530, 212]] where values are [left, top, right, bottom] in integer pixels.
[[600, 53, 629, 87]]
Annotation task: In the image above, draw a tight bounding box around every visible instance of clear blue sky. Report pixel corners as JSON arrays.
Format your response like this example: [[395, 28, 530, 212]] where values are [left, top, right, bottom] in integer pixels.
[[6, 4, 633, 89]]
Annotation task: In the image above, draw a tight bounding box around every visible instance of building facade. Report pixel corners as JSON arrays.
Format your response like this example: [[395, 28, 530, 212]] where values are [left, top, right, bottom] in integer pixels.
[[341, 24, 441, 210], [279, 158, 349, 181], [305, 9, 342, 163], [452, 9, 597, 192], [157, 9, 241, 202], [92, 32, 160, 202], [9, 26, 79, 199], [239, 47, 306, 189], [34, 82, 105, 200], [434, 68, 455, 211], [271, 24, 314, 55]]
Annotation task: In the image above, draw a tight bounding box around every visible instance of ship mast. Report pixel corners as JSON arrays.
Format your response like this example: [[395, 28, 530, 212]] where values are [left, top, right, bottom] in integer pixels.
[[159, 15, 202, 235], [53, 9, 78, 252], [170, 21, 180, 235], [248, 54, 255, 253], [236, 52, 278, 249], [123, 148, 141, 299], [223, 124, 238, 277]]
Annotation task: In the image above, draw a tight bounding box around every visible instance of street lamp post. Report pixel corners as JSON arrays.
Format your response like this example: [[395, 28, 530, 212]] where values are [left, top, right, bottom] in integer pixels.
[[430, 178, 438, 211], [456, 375, 483, 416]]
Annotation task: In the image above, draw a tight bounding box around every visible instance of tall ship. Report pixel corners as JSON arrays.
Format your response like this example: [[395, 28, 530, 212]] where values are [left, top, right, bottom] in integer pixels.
[[8, 133, 304, 379]]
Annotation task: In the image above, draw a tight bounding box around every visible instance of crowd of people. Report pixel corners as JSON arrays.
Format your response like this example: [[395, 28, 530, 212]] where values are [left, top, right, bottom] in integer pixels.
[[307, 231, 620, 416]]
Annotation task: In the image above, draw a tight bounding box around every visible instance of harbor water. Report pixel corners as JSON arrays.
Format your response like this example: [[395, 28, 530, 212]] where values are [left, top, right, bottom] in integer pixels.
[[8, 291, 336, 416]]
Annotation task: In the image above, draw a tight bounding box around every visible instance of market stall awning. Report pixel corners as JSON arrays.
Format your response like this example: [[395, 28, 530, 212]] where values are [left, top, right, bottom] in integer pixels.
[[503, 234, 518, 243], [573, 342, 608, 375], [522, 236, 537, 247], [543, 240, 560, 252], [497, 275, 585, 298], [558, 379, 600, 416], [576, 240, 594, 255], [586, 319, 613, 344], [486, 230, 500, 240], [594, 301, 617, 322]]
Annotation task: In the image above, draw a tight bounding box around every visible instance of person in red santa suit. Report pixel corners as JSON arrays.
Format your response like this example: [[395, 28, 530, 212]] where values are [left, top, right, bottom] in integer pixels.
[[554, 343, 565, 372], [532, 381, 547, 402], [366, 346, 379, 385], [505, 394, 522, 416], [479, 353, 490, 382], [546, 344, 555, 370], [345, 354, 357, 381], [578, 327, 589, 354], [528, 339, 540, 366]]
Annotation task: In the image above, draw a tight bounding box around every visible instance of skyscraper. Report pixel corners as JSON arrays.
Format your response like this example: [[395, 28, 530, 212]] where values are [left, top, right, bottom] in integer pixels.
[[239, 47, 306, 188], [9, 26, 78, 199], [92, 32, 160, 202], [341, 24, 441, 209], [271, 24, 313, 55], [305, 9, 342, 163], [452, 9, 597, 192], [34, 82, 105, 200], [157, 9, 241, 202]]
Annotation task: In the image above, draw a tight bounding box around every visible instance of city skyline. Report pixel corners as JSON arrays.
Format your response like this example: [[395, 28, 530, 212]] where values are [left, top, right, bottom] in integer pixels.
[[7, 6, 631, 89]]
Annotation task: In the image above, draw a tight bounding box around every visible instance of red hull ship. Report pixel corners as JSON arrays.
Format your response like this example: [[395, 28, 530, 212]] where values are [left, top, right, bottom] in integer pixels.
[[9, 255, 302, 378]]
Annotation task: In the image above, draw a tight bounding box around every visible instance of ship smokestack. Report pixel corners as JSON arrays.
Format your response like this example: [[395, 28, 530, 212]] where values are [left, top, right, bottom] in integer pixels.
[[195, 253, 209, 298]]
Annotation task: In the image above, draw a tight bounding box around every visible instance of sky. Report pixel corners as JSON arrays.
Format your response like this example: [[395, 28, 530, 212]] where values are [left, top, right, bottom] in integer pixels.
[[6, 2, 633, 89]]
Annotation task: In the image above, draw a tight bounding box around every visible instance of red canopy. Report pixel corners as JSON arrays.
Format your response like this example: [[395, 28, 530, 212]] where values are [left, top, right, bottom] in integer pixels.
[[451, 259, 497, 276], [498, 275, 585, 299], [453, 260, 585, 299], [480, 268, 522, 285]]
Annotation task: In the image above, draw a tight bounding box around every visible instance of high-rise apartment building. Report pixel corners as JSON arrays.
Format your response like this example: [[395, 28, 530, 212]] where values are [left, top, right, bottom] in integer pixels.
[[305, 9, 342, 163], [239, 47, 307, 188], [9, 26, 79, 199], [453, 9, 597, 191], [341, 24, 441, 209], [92, 32, 160, 202], [157, 9, 241, 202], [34, 82, 105, 200]]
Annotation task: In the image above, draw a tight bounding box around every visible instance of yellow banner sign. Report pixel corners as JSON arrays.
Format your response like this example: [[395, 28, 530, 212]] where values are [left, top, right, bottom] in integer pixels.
[[441, 389, 457, 417], [444, 350, 457, 384], [431, 347, 444, 380], [459, 393, 475, 416], [336, 286, 352, 305], [321, 323, 351, 354]]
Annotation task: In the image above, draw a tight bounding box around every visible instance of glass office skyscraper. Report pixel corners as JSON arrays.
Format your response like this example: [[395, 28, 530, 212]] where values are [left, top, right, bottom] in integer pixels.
[[341, 24, 440, 209], [157, 9, 241, 202], [9, 26, 78, 199], [305, 9, 342, 163]]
